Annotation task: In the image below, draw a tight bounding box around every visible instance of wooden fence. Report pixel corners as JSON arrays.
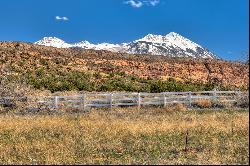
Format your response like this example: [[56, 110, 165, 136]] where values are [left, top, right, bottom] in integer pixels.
[[23, 91, 248, 110]]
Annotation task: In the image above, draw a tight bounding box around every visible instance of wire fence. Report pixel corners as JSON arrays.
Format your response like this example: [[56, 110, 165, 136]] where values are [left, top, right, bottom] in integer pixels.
[[1, 91, 247, 112]]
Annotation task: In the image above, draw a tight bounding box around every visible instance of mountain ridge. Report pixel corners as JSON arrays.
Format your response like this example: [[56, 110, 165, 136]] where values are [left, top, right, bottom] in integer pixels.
[[35, 32, 218, 59]]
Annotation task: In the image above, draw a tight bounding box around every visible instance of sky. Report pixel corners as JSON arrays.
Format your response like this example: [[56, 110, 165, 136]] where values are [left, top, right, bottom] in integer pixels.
[[0, 0, 249, 61]]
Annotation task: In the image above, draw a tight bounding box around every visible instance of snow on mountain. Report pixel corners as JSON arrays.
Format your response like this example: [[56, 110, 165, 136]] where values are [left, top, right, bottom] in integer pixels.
[[71, 41, 122, 52], [71, 41, 95, 49], [34, 32, 218, 59], [92, 43, 122, 52], [126, 32, 217, 58], [34, 37, 71, 48]]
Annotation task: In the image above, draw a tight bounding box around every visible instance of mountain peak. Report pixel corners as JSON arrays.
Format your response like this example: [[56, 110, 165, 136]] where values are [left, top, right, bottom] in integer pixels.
[[38, 37, 65, 42], [166, 32, 188, 40], [137, 34, 163, 43], [167, 32, 180, 36], [35, 37, 71, 48], [77, 40, 91, 45]]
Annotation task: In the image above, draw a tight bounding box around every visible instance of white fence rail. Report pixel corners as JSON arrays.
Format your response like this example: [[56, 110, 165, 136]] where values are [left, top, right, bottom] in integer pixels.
[[12, 91, 247, 110]]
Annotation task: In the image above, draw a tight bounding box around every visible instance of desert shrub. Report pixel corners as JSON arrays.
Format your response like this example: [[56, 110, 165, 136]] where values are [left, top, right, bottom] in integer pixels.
[[0, 75, 33, 113], [235, 95, 249, 108], [40, 58, 49, 66], [75, 80, 93, 91], [50, 81, 75, 92], [0, 105, 5, 114], [117, 71, 126, 77], [24, 67, 235, 93], [163, 106, 175, 113], [148, 78, 216, 93], [93, 72, 102, 79], [192, 99, 212, 108], [35, 68, 45, 77], [216, 99, 234, 108], [164, 103, 188, 112], [99, 82, 114, 92], [108, 72, 115, 78], [26, 70, 95, 92], [174, 103, 188, 112], [98, 79, 134, 92], [149, 79, 194, 93]]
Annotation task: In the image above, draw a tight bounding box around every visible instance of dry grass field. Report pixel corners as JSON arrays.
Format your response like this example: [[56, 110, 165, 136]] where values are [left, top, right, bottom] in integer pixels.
[[0, 107, 249, 165]]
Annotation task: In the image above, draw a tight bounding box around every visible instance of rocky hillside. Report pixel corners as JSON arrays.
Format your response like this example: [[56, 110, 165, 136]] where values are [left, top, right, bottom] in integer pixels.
[[0, 42, 248, 91]]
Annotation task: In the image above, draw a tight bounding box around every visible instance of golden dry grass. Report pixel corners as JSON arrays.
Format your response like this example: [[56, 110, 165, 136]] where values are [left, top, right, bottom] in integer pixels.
[[0, 108, 249, 165]]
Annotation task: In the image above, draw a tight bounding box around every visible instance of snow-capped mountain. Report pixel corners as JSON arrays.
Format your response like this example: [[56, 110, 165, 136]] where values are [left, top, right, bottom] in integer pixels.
[[124, 32, 217, 58], [34, 32, 218, 59], [34, 37, 72, 48]]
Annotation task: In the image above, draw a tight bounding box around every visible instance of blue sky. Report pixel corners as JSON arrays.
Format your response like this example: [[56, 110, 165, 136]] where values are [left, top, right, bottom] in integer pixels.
[[0, 0, 249, 61]]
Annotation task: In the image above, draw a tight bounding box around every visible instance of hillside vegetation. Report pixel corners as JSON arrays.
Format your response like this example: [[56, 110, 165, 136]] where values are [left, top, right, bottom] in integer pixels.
[[0, 42, 248, 94]]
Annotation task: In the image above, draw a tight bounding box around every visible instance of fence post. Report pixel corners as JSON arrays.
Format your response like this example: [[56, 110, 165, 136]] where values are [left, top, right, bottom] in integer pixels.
[[83, 94, 86, 111], [110, 93, 113, 111], [32, 159, 37, 165], [55, 96, 58, 109], [163, 93, 167, 107], [213, 90, 217, 103], [138, 93, 141, 109], [236, 91, 240, 104], [80, 94, 86, 111], [188, 91, 192, 108]]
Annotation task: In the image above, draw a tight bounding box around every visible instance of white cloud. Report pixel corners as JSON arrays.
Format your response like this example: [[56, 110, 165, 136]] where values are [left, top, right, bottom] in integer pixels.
[[124, 0, 160, 8], [147, 0, 160, 6], [124, 0, 143, 8], [55, 16, 69, 21]]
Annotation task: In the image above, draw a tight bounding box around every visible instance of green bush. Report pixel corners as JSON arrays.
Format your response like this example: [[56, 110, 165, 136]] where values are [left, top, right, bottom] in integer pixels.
[[24, 68, 235, 93]]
